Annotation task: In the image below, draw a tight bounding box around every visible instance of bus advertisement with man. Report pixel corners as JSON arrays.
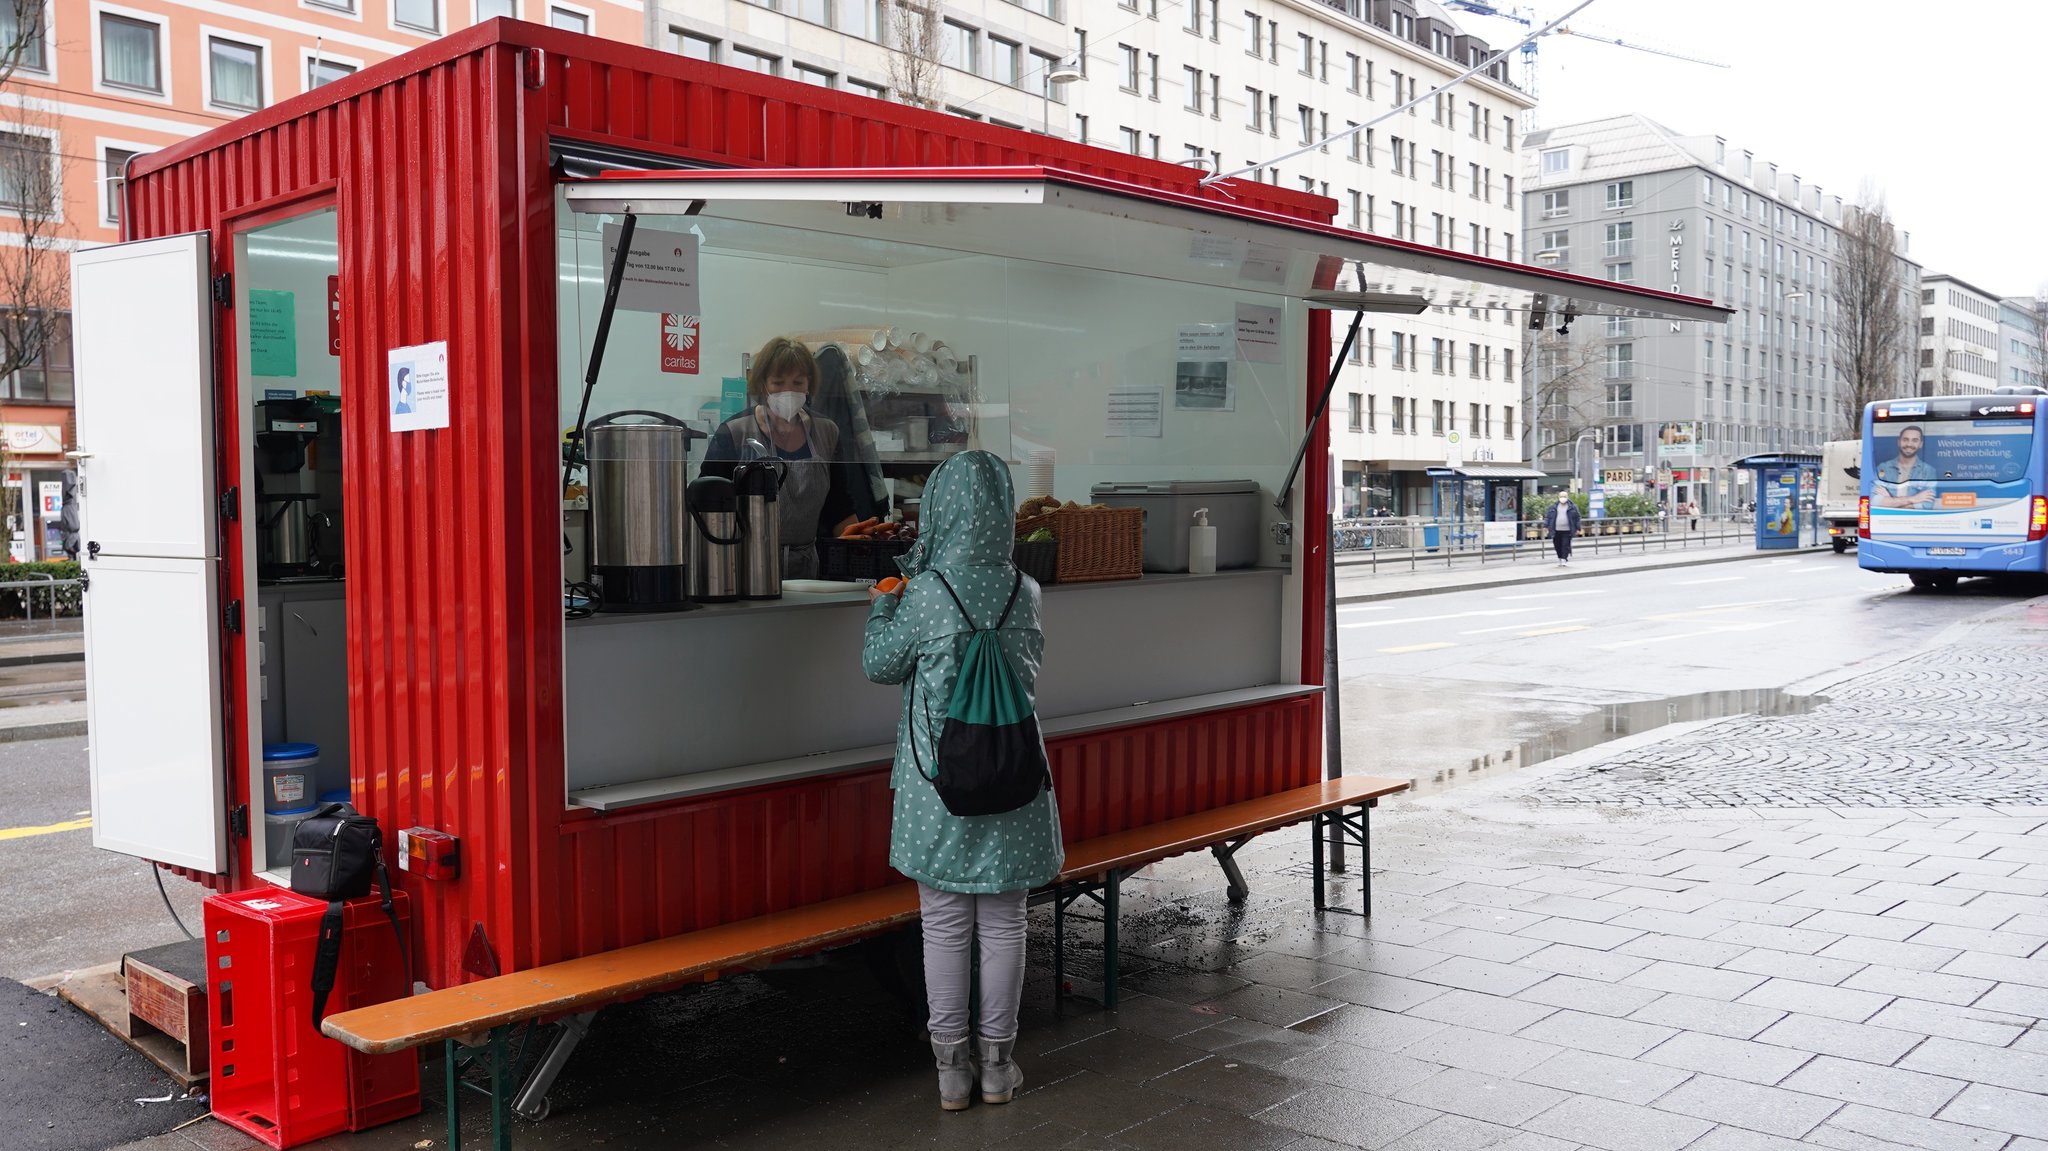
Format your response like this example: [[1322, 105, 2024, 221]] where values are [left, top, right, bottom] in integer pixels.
[[1858, 394, 2048, 587]]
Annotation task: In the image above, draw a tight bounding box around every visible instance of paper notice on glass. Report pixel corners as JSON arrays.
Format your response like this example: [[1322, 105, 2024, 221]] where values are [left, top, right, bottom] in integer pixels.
[[1235, 303, 1282, 363], [1106, 386, 1165, 437], [388, 341, 450, 432], [1239, 243, 1289, 283], [600, 224, 701, 316], [1190, 235, 1246, 264], [1177, 323, 1232, 362]]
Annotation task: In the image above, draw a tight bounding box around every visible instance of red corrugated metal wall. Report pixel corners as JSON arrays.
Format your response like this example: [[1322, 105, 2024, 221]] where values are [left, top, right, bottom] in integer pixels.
[[126, 21, 1332, 987]]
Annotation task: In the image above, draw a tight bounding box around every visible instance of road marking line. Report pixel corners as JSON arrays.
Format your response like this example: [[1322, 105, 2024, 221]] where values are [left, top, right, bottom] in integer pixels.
[[1378, 641, 1457, 654], [1597, 621, 1778, 650], [1497, 589, 1602, 600], [1642, 597, 1793, 622], [1674, 576, 1743, 585], [1518, 624, 1591, 638], [0, 817, 92, 842], [1341, 608, 1540, 630], [1462, 617, 1587, 635]]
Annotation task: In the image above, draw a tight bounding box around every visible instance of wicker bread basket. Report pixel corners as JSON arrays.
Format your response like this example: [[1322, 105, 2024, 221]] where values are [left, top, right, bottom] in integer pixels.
[[1015, 506, 1144, 583]]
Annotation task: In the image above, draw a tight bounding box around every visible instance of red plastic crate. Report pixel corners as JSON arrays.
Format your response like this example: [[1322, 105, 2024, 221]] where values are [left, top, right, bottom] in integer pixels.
[[204, 887, 420, 1148]]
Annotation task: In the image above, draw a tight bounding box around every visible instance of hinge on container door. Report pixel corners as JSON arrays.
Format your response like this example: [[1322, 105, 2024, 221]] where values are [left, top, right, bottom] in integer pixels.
[[219, 486, 239, 521], [224, 599, 243, 635], [229, 805, 249, 839], [211, 273, 232, 307]]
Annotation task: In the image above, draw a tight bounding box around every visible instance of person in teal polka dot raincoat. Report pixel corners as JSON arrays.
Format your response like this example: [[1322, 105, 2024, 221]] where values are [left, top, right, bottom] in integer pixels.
[[863, 448, 1062, 1111]]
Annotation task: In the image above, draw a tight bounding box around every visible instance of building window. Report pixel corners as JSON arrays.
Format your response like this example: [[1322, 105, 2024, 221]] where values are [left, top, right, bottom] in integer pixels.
[[1346, 52, 1361, 92], [1468, 161, 1480, 199], [207, 38, 264, 111], [102, 147, 137, 222], [1391, 394, 1406, 433], [395, 0, 440, 33], [476, 0, 511, 15], [101, 14, 164, 93], [1183, 65, 1202, 111], [1607, 262, 1634, 283], [1347, 392, 1362, 432], [1391, 332, 1407, 369], [1430, 337, 1446, 373], [1606, 344, 1634, 379], [0, 132, 50, 215], [1246, 87, 1262, 131], [1604, 221, 1633, 259], [0, 310, 72, 401], [946, 20, 979, 74], [1298, 105, 1315, 146], [847, 77, 886, 100], [1541, 148, 1568, 175], [549, 6, 589, 33], [1604, 181, 1633, 209], [1, 3, 47, 72], [1468, 403, 1480, 434], [1299, 31, 1314, 74], [1072, 28, 1087, 77], [1538, 229, 1569, 264], [1119, 126, 1142, 154], [732, 46, 780, 75], [989, 37, 1019, 86], [1540, 190, 1568, 218], [1468, 342, 1481, 378], [675, 31, 718, 61], [794, 63, 836, 87], [308, 55, 357, 87], [1120, 44, 1139, 91], [789, 0, 830, 23], [1244, 9, 1260, 55]]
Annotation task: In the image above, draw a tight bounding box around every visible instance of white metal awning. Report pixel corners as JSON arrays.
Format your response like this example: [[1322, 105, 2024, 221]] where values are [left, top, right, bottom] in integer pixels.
[[561, 166, 1731, 323]]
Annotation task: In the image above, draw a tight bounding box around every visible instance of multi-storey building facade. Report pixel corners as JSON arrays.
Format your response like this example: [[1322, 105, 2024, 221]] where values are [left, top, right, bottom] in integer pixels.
[[1521, 114, 1921, 513], [1916, 274, 2001, 397], [665, 0, 1536, 517], [1998, 297, 2044, 391]]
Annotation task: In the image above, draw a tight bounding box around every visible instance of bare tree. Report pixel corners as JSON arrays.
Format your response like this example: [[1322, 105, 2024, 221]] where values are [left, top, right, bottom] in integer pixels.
[[1831, 189, 1916, 433], [0, 0, 64, 391], [1525, 331, 1612, 468], [884, 1, 945, 111]]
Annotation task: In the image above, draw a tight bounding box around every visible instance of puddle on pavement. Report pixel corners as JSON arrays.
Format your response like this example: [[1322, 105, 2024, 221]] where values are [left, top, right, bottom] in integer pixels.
[[1345, 682, 1821, 796]]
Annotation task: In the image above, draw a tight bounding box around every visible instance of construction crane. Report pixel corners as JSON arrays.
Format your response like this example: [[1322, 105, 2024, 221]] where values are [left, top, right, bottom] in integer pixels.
[[1441, 3, 1729, 130]]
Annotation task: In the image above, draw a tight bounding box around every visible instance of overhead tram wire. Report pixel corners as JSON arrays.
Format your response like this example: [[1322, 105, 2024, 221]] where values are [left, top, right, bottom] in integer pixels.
[[1205, 0, 1596, 187]]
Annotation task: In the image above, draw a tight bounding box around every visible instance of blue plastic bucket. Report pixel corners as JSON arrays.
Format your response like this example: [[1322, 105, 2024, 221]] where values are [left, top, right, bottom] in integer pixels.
[[261, 742, 320, 814]]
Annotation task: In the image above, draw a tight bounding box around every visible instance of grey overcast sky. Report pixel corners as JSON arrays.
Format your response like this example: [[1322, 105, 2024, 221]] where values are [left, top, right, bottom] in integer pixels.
[[1456, 0, 2048, 299]]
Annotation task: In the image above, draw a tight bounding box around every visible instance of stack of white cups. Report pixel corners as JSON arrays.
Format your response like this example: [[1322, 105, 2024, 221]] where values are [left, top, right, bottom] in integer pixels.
[[1026, 451, 1056, 501]]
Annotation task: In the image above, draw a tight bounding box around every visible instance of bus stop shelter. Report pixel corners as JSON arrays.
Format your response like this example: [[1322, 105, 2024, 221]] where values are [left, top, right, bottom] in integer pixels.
[[1735, 453, 1821, 550], [1426, 465, 1546, 547]]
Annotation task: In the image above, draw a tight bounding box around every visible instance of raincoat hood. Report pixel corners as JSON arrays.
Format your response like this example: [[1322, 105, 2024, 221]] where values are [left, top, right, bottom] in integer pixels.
[[897, 449, 1014, 577]]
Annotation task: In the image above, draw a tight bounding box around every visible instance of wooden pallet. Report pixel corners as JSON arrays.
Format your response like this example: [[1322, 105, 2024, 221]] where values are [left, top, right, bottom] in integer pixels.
[[54, 961, 209, 1090]]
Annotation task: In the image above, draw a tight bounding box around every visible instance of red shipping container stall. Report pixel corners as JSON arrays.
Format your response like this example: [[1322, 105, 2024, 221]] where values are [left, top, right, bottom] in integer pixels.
[[73, 17, 1726, 1014]]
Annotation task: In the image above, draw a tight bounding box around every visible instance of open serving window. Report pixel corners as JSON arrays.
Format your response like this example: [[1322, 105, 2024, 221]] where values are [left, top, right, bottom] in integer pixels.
[[551, 167, 1726, 811]]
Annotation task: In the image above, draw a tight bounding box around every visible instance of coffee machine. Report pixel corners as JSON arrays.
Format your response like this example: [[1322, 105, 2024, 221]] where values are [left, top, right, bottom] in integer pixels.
[[255, 397, 343, 580]]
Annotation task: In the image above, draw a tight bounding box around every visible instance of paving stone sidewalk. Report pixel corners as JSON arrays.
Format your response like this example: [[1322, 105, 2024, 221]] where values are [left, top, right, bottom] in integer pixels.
[[114, 598, 2048, 1151]]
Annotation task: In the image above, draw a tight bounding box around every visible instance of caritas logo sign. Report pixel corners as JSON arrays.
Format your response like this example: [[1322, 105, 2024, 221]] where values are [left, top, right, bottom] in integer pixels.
[[661, 314, 699, 375]]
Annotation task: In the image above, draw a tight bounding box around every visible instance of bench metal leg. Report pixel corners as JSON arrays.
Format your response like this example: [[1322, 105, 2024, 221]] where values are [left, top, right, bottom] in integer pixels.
[[1211, 836, 1253, 903], [1050, 868, 1128, 1010], [443, 1026, 517, 1151], [513, 1010, 597, 1121], [1312, 801, 1377, 919]]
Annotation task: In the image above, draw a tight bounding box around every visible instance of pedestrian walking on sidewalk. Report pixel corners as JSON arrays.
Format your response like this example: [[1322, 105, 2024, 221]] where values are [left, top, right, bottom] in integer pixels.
[[862, 449, 1063, 1113], [1548, 497, 1581, 566]]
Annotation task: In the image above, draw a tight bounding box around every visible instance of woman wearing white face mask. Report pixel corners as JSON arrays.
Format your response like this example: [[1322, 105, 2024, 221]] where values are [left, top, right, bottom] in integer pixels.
[[702, 336, 859, 578]]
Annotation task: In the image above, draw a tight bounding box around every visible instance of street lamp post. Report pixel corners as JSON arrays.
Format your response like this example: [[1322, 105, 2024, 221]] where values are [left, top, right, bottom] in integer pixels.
[[1042, 57, 1081, 137]]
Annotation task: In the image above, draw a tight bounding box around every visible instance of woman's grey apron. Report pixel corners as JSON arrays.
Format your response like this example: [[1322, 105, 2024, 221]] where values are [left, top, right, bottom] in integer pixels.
[[734, 410, 838, 580]]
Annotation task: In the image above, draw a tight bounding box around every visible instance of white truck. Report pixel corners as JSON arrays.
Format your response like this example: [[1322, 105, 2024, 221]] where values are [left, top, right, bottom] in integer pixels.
[[1820, 438, 1862, 553]]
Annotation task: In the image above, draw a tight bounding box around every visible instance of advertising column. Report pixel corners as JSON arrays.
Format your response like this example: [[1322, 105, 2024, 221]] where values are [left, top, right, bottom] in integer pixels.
[[1755, 467, 1799, 550]]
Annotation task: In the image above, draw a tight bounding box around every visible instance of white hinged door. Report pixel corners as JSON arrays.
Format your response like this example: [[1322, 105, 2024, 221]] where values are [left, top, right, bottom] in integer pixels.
[[73, 233, 228, 872]]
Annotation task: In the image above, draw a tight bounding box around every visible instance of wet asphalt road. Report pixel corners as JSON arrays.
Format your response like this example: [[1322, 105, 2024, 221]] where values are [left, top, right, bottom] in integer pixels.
[[1334, 551, 2045, 796], [0, 735, 207, 981]]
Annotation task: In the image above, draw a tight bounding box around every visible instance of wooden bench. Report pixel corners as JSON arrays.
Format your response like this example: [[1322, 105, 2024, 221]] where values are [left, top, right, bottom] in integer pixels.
[[323, 774, 1408, 1150]]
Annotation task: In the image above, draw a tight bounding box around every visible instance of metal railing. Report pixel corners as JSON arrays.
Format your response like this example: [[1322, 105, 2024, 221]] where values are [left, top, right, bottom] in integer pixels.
[[1334, 514, 1761, 573], [0, 576, 83, 622]]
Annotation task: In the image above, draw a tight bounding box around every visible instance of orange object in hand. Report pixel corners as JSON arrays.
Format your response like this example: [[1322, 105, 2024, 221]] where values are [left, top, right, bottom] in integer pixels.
[[870, 576, 905, 601]]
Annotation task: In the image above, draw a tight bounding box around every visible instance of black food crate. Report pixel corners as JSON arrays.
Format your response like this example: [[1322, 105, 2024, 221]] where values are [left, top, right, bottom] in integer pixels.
[[1012, 539, 1057, 585], [819, 537, 917, 581]]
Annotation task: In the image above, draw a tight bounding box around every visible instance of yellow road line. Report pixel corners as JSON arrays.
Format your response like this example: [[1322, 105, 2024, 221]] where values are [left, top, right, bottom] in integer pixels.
[[1379, 641, 1456, 654], [0, 816, 92, 842], [1518, 625, 1590, 638]]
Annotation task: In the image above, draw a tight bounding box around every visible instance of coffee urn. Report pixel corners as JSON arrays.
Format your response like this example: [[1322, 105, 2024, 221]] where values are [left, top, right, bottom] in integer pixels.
[[586, 410, 697, 611], [686, 476, 742, 603], [733, 459, 785, 600]]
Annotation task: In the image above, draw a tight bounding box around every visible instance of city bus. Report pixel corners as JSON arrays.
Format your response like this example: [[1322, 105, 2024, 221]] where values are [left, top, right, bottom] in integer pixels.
[[1858, 389, 2048, 589]]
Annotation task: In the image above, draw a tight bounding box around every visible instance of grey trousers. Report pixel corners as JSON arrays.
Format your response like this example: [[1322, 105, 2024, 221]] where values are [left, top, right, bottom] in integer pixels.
[[918, 883, 1029, 1044]]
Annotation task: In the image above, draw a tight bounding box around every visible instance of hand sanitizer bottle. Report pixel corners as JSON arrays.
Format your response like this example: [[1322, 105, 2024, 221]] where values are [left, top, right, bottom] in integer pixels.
[[1188, 507, 1217, 574]]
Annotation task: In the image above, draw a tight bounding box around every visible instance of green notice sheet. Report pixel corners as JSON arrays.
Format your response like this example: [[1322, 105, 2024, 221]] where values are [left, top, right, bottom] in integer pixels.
[[249, 290, 297, 377]]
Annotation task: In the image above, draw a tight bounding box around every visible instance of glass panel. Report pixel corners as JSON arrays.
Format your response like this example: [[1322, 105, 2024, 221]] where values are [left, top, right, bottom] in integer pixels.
[[309, 58, 356, 89], [555, 188, 1303, 542], [477, 0, 515, 17], [550, 7, 589, 32], [209, 40, 262, 110], [0, 132, 50, 210], [0, 4, 45, 71], [104, 148, 137, 221], [101, 15, 161, 91], [793, 0, 830, 23]]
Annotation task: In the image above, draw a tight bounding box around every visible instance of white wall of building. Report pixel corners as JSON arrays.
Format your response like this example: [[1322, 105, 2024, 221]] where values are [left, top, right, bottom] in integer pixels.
[[1917, 274, 2002, 397]]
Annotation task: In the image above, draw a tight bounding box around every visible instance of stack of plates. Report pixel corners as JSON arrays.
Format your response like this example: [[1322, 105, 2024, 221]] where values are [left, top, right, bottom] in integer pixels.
[[1027, 450, 1056, 499]]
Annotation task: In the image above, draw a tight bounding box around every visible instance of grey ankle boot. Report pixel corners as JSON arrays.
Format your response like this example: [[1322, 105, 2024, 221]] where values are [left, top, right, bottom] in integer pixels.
[[932, 1037, 974, 1111], [976, 1036, 1024, 1104]]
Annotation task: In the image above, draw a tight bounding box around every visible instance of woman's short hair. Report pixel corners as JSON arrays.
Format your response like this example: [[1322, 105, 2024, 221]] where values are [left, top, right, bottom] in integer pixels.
[[747, 336, 817, 400]]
